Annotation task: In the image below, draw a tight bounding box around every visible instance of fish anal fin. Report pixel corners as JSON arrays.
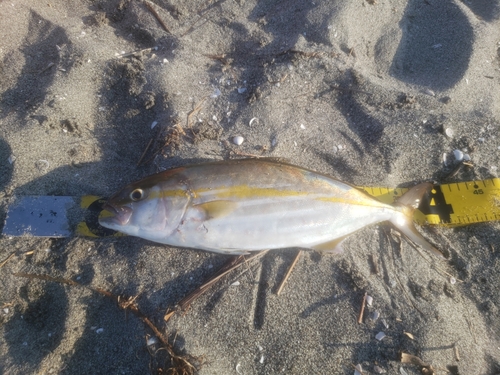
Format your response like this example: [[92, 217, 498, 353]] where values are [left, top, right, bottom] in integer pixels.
[[194, 200, 238, 220], [311, 236, 348, 254]]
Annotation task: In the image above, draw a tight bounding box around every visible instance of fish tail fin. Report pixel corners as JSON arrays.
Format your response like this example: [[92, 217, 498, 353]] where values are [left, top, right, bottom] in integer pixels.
[[391, 182, 446, 259]]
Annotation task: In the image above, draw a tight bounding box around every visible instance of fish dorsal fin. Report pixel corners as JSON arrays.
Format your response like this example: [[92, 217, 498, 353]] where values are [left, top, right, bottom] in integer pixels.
[[311, 235, 348, 254], [194, 200, 238, 219], [396, 182, 433, 209]]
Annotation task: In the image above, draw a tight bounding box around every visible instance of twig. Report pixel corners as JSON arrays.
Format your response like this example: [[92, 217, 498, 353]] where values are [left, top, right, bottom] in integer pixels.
[[276, 250, 301, 295], [39, 62, 55, 74], [385, 230, 426, 316], [186, 97, 207, 128], [358, 292, 367, 324], [0, 251, 16, 268], [117, 46, 158, 59], [137, 137, 154, 166], [168, 251, 268, 319], [144, 0, 172, 34], [13, 272, 199, 374]]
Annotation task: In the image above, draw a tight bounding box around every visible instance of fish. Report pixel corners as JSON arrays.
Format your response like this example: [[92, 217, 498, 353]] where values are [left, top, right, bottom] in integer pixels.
[[99, 159, 444, 257]]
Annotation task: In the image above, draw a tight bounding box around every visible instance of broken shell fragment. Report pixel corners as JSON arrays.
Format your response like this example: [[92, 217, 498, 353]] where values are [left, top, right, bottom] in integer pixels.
[[371, 311, 380, 321], [375, 331, 386, 341], [366, 295, 373, 306], [147, 336, 158, 346], [403, 331, 414, 340], [233, 136, 244, 145]]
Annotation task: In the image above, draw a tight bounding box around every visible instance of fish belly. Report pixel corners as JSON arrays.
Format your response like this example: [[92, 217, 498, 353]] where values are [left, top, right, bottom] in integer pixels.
[[165, 194, 395, 253]]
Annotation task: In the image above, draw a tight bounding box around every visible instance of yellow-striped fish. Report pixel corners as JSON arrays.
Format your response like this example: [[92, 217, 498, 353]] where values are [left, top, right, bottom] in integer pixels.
[[99, 159, 443, 257]]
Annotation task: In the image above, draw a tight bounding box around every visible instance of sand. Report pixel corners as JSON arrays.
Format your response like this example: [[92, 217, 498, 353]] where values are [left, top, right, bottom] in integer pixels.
[[1, 0, 500, 374]]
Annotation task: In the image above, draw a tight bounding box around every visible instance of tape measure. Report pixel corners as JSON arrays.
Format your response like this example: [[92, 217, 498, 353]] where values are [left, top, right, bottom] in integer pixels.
[[359, 178, 500, 226]]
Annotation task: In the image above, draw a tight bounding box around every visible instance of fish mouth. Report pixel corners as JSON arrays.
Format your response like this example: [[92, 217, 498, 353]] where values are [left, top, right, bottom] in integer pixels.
[[99, 203, 133, 227]]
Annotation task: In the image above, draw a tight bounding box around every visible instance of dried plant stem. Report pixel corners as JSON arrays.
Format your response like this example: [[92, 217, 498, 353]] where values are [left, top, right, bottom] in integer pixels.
[[358, 292, 367, 324], [276, 250, 301, 295], [0, 251, 16, 268], [13, 272, 198, 374], [144, 0, 172, 33]]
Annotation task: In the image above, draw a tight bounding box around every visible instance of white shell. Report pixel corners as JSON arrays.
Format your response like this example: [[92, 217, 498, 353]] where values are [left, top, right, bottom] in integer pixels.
[[445, 128, 454, 138], [236, 363, 242, 374], [147, 336, 158, 346], [375, 331, 386, 341], [211, 88, 221, 98], [453, 149, 463, 161], [233, 136, 244, 146], [366, 295, 373, 306]]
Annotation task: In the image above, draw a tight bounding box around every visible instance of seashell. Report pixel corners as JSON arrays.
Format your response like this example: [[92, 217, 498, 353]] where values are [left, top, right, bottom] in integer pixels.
[[233, 136, 244, 146]]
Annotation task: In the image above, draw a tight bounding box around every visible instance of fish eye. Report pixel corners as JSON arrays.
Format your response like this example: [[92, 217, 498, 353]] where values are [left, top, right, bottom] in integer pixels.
[[130, 189, 144, 201]]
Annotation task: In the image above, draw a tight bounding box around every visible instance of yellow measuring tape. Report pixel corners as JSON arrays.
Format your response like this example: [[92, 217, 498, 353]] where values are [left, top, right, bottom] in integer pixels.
[[359, 178, 500, 226]]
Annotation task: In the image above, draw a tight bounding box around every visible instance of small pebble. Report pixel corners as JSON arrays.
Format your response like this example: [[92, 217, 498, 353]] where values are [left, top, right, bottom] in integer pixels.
[[450, 277, 456, 285], [233, 136, 244, 146], [332, 145, 338, 153], [8, 155, 16, 164], [374, 365, 387, 374], [445, 128, 454, 138], [371, 311, 380, 321], [381, 318, 389, 329], [237, 87, 247, 94], [259, 355, 265, 364], [151, 121, 158, 129], [300, 124, 306, 129], [463, 153, 471, 161], [423, 88, 435, 96], [478, 137, 485, 143], [3, 308, 9, 314], [375, 332, 386, 341], [96, 328, 104, 334], [231, 281, 240, 286], [453, 149, 464, 161], [366, 295, 373, 306]]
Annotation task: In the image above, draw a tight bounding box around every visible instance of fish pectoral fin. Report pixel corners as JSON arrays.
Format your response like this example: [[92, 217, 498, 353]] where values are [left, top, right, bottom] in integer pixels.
[[310, 236, 348, 254], [194, 200, 238, 220]]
